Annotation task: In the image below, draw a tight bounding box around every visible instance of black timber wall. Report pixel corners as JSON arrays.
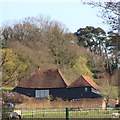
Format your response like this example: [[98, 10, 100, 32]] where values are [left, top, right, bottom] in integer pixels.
[[50, 87, 101, 100], [12, 87, 102, 99], [12, 87, 35, 97]]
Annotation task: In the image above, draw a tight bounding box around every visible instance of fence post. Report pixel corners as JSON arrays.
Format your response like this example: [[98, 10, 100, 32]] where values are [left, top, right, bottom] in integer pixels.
[[32, 110, 34, 118], [43, 110, 45, 117], [66, 107, 69, 120]]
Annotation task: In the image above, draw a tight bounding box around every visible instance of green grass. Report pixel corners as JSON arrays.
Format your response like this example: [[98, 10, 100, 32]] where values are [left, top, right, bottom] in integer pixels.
[[20, 109, 119, 118], [22, 109, 66, 118], [3, 107, 119, 119], [69, 110, 119, 118]]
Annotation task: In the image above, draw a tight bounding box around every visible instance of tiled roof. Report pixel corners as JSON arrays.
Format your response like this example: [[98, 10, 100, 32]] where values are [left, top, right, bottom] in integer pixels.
[[17, 69, 70, 88], [67, 75, 99, 90], [82, 75, 99, 90]]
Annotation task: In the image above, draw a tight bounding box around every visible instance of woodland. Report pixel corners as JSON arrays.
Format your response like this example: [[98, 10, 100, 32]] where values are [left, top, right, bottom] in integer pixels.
[[1, 2, 120, 100]]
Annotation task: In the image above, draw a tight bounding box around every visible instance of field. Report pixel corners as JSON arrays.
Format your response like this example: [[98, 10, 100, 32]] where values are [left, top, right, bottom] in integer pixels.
[[22, 109, 119, 118], [2, 87, 120, 119], [3, 107, 119, 119], [22, 111, 119, 118]]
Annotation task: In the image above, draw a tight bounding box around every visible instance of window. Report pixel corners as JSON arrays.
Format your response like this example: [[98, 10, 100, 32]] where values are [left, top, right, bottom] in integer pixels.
[[85, 87, 88, 91], [44, 90, 49, 97], [91, 88, 100, 94], [91, 88, 95, 93], [27, 89, 31, 95], [35, 90, 49, 99]]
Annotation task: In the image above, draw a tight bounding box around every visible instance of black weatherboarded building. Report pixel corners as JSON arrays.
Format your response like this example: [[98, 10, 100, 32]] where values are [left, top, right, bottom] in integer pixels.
[[13, 69, 102, 100]]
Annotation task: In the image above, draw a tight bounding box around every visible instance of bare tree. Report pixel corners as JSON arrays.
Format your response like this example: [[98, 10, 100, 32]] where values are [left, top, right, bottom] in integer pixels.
[[83, 2, 120, 31]]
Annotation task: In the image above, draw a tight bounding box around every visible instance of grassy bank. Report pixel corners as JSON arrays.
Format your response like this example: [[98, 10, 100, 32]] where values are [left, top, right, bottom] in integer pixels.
[[2, 87, 14, 91]]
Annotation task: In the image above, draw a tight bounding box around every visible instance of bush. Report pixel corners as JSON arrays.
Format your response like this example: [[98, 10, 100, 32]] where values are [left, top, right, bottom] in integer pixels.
[[3, 92, 25, 104]]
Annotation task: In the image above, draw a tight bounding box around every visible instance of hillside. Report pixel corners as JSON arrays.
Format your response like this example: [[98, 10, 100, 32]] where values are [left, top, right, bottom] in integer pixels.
[[1, 16, 119, 87]]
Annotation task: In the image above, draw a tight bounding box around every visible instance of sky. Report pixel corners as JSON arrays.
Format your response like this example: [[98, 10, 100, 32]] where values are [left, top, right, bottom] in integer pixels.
[[0, 0, 111, 33]]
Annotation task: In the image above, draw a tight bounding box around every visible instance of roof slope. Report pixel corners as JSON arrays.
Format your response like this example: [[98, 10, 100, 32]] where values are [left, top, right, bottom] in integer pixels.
[[17, 69, 70, 88], [82, 75, 99, 90], [67, 75, 99, 90]]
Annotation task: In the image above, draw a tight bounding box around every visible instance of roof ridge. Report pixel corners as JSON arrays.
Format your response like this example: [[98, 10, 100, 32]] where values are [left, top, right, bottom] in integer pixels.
[[17, 68, 69, 88], [81, 75, 99, 90], [57, 69, 71, 86], [67, 75, 85, 88], [37, 69, 58, 74]]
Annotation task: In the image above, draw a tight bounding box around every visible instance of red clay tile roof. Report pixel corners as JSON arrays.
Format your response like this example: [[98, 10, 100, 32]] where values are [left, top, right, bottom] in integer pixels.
[[82, 75, 99, 90], [17, 69, 71, 88], [67, 75, 99, 90]]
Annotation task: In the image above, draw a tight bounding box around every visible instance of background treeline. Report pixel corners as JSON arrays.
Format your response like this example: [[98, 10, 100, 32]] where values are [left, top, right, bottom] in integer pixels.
[[1, 16, 119, 90]]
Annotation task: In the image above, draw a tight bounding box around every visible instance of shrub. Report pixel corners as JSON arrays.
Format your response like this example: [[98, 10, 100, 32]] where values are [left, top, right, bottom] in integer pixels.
[[3, 92, 25, 104]]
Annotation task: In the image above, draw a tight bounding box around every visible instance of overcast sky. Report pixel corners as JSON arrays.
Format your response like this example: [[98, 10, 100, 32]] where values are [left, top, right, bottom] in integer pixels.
[[0, 0, 111, 33]]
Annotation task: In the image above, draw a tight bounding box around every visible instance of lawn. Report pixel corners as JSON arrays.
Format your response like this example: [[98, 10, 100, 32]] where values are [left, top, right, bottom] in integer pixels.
[[22, 110, 66, 118], [20, 108, 119, 118], [2, 106, 120, 119]]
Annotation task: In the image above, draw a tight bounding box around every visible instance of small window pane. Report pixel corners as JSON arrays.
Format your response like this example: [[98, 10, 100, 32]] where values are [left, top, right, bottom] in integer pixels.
[[85, 87, 88, 91], [35, 90, 40, 98], [44, 90, 49, 97], [40, 90, 44, 98], [27, 89, 30, 95]]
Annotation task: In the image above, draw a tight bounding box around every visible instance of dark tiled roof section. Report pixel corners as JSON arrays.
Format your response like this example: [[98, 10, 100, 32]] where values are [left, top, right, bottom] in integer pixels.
[[17, 69, 70, 89], [58, 70, 70, 86], [67, 75, 99, 90]]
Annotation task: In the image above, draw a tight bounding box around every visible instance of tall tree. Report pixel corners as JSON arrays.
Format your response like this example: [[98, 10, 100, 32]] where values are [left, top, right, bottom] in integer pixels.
[[75, 26, 120, 75], [82, 2, 120, 73], [74, 26, 106, 55], [72, 56, 93, 78], [1, 49, 28, 86], [105, 31, 120, 73], [1, 16, 96, 84], [74, 26, 107, 76], [47, 24, 78, 67]]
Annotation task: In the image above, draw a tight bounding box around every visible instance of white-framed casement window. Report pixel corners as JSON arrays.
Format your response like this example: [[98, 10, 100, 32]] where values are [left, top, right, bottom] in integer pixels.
[[91, 87, 100, 94], [85, 87, 88, 91], [35, 90, 49, 99]]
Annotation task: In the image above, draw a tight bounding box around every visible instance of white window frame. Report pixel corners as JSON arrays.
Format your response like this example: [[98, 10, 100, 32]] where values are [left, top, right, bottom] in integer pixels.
[[91, 87, 100, 94], [85, 87, 88, 91], [35, 90, 49, 99]]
